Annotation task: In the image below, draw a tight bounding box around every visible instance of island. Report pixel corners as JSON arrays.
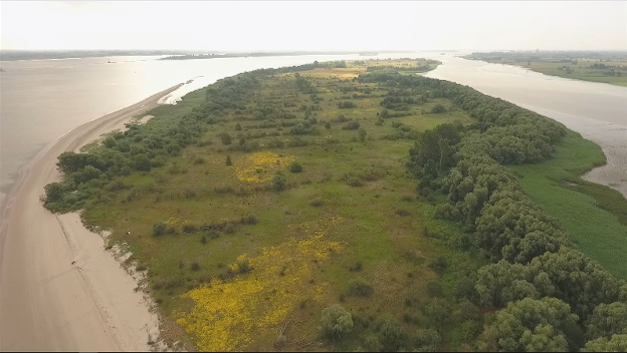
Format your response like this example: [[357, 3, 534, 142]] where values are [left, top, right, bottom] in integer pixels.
[[43, 59, 627, 352], [464, 50, 627, 86]]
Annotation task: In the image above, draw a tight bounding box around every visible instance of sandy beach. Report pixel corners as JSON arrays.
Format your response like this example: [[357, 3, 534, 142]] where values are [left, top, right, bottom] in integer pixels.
[[0, 84, 182, 351]]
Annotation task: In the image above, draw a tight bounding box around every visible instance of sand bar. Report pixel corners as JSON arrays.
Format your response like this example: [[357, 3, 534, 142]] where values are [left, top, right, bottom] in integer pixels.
[[0, 84, 183, 351]]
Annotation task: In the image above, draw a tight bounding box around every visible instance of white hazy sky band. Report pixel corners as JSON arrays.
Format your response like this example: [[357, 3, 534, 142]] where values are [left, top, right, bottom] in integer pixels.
[[1, 1, 626, 51]]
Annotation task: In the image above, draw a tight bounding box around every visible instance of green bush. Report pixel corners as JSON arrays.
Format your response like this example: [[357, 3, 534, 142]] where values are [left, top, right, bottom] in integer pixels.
[[348, 277, 373, 296], [342, 120, 360, 130], [153, 220, 166, 237], [272, 172, 287, 191], [289, 161, 303, 173], [226, 155, 232, 166], [320, 304, 354, 341], [431, 104, 446, 114], [429, 256, 448, 276]]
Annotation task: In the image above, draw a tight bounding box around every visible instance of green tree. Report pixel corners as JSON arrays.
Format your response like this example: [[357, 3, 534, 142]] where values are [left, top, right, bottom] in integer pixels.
[[376, 316, 407, 352], [581, 334, 627, 352], [586, 302, 627, 340], [320, 304, 353, 341], [414, 329, 441, 352], [478, 297, 581, 352]]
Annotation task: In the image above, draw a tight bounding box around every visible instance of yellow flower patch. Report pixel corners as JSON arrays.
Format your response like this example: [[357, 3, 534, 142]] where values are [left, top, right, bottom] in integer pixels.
[[177, 234, 341, 351], [236, 151, 294, 183]]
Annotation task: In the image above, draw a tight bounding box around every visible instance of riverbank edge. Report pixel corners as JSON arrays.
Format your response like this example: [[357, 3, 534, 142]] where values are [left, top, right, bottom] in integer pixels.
[[0, 83, 183, 351]]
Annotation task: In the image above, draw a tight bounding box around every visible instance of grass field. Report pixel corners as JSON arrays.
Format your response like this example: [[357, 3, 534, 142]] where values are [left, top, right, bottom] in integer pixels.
[[485, 59, 627, 86], [82, 60, 481, 351], [511, 131, 627, 280]]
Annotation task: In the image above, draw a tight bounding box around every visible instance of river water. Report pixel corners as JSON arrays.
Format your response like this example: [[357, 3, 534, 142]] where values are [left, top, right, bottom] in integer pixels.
[[1, 52, 626, 207]]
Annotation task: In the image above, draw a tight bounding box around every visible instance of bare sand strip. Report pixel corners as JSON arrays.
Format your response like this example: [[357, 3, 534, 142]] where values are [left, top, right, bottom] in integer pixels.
[[0, 84, 183, 351]]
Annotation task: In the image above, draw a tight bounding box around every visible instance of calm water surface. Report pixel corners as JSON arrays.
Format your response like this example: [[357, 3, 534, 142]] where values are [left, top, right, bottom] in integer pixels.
[[1, 53, 626, 207]]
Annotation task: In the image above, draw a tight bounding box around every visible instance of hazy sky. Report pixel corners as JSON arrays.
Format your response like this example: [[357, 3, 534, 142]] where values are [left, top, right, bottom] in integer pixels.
[[1, 1, 626, 51]]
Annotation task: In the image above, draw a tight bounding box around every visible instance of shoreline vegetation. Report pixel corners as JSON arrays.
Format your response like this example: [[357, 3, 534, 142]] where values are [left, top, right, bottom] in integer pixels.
[[43, 59, 627, 351], [464, 50, 627, 87]]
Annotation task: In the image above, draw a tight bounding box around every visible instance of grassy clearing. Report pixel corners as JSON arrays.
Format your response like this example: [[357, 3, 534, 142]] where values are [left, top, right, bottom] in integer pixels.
[[81, 60, 479, 351], [510, 131, 627, 279]]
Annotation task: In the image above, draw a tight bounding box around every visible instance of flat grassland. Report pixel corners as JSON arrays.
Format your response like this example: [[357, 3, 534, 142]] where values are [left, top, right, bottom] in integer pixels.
[[83, 60, 479, 351]]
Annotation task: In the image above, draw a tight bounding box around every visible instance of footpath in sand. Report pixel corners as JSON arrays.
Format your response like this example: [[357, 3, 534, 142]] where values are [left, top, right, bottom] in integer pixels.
[[0, 84, 182, 351]]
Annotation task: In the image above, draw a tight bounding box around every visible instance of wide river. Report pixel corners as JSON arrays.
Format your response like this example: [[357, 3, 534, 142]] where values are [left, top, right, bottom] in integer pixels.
[[1, 52, 626, 207]]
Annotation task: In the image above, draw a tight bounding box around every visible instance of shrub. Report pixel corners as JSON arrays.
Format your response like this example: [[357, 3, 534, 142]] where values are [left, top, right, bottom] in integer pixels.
[[321, 304, 354, 341], [426, 281, 444, 298], [272, 172, 287, 191], [325, 122, 331, 129], [235, 122, 242, 131], [349, 261, 363, 272], [337, 114, 347, 122], [289, 161, 303, 173], [220, 133, 232, 145], [342, 120, 360, 130], [226, 155, 232, 166], [396, 209, 410, 217], [348, 277, 373, 297], [358, 128, 367, 142], [182, 222, 198, 234], [190, 262, 201, 271], [431, 104, 446, 114], [310, 197, 323, 207], [429, 256, 448, 276], [153, 220, 166, 237]]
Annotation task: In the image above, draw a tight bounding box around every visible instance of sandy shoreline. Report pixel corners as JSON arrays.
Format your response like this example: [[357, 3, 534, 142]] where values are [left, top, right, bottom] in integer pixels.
[[0, 84, 182, 351]]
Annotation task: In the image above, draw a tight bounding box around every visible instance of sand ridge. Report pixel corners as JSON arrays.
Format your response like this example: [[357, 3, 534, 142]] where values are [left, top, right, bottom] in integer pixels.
[[0, 84, 182, 351]]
